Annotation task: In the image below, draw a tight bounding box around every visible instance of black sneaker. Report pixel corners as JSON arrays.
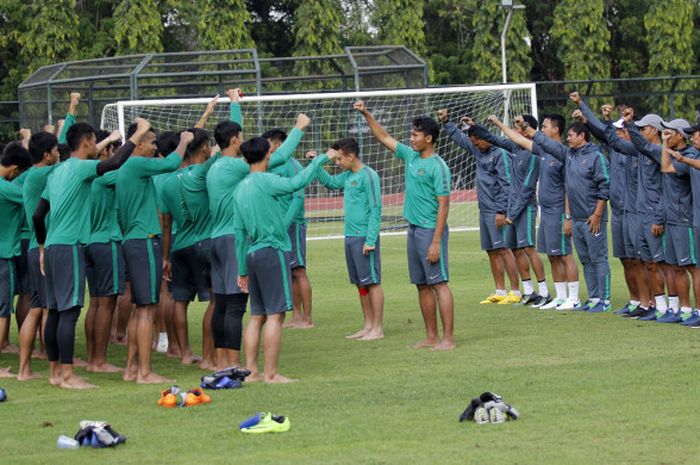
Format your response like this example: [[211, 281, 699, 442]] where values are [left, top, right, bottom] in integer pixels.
[[521, 293, 540, 305], [531, 295, 552, 308], [624, 306, 654, 319]]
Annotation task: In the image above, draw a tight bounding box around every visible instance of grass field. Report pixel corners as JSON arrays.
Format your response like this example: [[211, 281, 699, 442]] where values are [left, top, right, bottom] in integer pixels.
[[1, 231, 700, 465]]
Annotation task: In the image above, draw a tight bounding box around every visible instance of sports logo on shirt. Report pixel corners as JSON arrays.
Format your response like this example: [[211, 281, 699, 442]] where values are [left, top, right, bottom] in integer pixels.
[[417, 169, 425, 176], [351, 181, 358, 187]]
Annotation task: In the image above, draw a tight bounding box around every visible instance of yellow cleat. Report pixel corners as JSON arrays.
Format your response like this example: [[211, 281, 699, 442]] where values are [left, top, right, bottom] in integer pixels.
[[479, 294, 504, 304], [497, 291, 522, 305]]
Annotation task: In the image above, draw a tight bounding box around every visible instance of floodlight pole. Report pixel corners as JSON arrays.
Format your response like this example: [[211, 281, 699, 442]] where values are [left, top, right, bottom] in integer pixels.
[[500, 1, 525, 124]]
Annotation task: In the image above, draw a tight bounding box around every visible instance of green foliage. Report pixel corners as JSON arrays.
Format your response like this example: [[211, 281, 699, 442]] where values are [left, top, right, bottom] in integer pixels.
[[197, 0, 254, 50], [373, 0, 427, 56], [644, 0, 697, 118], [20, 0, 79, 72], [113, 0, 164, 55], [293, 0, 343, 56]]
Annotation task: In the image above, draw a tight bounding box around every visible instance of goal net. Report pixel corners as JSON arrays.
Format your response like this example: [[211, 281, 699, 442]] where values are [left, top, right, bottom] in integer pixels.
[[101, 84, 537, 239]]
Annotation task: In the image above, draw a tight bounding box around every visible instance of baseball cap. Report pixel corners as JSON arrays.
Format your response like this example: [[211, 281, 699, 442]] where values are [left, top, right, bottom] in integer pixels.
[[634, 114, 664, 131], [661, 118, 692, 135], [684, 123, 700, 135], [612, 118, 625, 129]]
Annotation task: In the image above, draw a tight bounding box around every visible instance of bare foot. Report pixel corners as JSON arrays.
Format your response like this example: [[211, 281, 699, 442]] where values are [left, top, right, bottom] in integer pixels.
[[166, 350, 181, 358], [245, 372, 264, 383], [122, 367, 137, 382], [72, 358, 88, 368], [198, 360, 216, 371], [60, 376, 97, 389], [411, 338, 439, 349], [2, 344, 18, 354], [359, 331, 384, 341], [0, 367, 15, 378], [296, 321, 315, 329], [90, 363, 124, 373], [136, 372, 174, 384], [432, 340, 456, 351], [17, 370, 42, 381], [283, 320, 302, 329], [32, 351, 48, 360], [49, 375, 62, 386], [346, 328, 370, 340], [180, 353, 202, 365], [264, 374, 297, 384]]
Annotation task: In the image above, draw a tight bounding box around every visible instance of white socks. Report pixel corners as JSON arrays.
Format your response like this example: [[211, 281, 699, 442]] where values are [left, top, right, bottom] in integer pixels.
[[538, 280, 549, 297], [522, 280, 534, 295], [554, 282, 567, 300], [668, 296, 680, 312], [567, 281, 580, 302], [495, 289, 507, 297], [655, 294, 668, 312]]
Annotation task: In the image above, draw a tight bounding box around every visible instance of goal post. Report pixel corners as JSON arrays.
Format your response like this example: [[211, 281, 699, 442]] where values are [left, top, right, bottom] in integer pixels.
[[101, 84, 538, 239]]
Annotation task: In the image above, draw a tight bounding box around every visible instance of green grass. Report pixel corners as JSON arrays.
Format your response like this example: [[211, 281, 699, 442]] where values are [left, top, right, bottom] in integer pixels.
[[2, 231, 700, 465]]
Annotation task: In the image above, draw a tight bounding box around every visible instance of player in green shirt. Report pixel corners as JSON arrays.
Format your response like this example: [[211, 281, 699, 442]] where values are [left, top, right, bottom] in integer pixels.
[[317, 137, 385, 340], [0, 143, 32, 378], [234, 136, 336, 383], [116, 122, 192, 384], [355, 100, 456, 350], [17, 131, 59, 381], [266, 129, 314, 329]]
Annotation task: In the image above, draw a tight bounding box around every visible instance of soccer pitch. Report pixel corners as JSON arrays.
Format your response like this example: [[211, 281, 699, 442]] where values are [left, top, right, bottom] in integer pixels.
[[2, 231, 700, 465]]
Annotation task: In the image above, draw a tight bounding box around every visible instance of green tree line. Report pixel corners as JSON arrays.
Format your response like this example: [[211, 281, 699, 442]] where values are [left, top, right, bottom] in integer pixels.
[[1, 0, 699, 104]]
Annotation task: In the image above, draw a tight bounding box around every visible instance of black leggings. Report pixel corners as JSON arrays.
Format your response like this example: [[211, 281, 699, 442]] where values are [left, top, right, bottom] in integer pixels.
[[44, 306, 81, 364], [212, 294, 247, 350]]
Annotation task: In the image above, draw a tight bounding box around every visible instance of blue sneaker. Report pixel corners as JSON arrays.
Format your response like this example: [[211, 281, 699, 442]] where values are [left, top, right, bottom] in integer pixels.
[[588, 301, 611, 313], [614, 302, 636, 315], [681, 311, 700, 327], [575, 299, 594, 311], [638, 308, 663, 321], [656, 311, 683, 323]]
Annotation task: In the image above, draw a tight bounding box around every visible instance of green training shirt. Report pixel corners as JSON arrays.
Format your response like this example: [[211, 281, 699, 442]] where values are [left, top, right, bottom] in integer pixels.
[[154, 172, 178, 236], [12, 170, 30, 243], [159, 168, 196, 252], [270, 157, 306, 227], [42, 157, 99, 247], [206, 127, 304, 239], [116, 152, 182, 240], [23, 165, 56, 250], [89, 170, 122, 244], [233, 153, 329, 276], [0, 177, 26, 259], [180, 153, 220, 242], [58, 112, 75, 145], [317, 165, 382, 246], [395, 143, 451, 228]]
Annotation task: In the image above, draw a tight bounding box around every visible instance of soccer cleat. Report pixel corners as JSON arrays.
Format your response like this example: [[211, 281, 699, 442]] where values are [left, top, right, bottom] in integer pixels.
[[158, 386, 179, 408], [531, 295, 553, 308], [681, 311, 700, 327], [540, 297, 565, 309], [614, 302, 637, 315], [623, 305, 652, 319], [520, 293, 540, 306], [588, 301, 611, 313], [638, 308, 662, 321], [555, 298, 579, 311], [479, 294, 504, 304], [240, 412, 291, 434], [184, 388, 211, 406], [573, 299, 594, 311], [656, 311, 682, 324], [680, 311, 694, 322], [496, 291, 521, 305]]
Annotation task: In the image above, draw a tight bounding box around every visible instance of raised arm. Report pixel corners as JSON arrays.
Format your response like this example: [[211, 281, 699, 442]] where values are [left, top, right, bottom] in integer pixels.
[[195, 94, 219, 129], [437, 109, 481, 154], [226, 88, 243, 126], [269, 114, 310, 169], [485, 114, 534, 152], [135, 130, 192, 176], [266, 151, 335, 196], [364, 169, 382, 249], [58, 92, 80, 144], [570, 92, 609, 144], [627, 124, 661, 163], [604, 109, 637, 155], [96, 130, 122, 154], [668, 148, 700, 171], [354, 100, 398, 153], [316, 165, 350, 190], [532, 131, 567, 163], [95, 119, 152, 176]]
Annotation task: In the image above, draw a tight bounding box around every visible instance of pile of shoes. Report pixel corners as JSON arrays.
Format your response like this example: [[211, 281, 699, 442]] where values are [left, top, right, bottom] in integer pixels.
[[239, 412, 291, 434], [158, 386, 211, 408], [200, 366, 251, 390], [459, 392, 519, 425], [74, 421, 127, 447]]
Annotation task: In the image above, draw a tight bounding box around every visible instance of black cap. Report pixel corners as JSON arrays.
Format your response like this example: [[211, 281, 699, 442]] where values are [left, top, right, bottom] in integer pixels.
[[684, 123, 700, 135]]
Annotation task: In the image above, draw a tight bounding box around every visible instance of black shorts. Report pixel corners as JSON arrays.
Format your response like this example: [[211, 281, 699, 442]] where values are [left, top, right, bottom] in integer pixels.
[[170, 239, 211, 302], [13, 238, 31, 295], [210, 235, 244, 295], [122, 238, 163, 306], [288, 223, 307, 269], [86, 241, 125, 297], [27, 247, 47, 309], [44, 244, 87, 311], [0, 258, 16, 317], [247, 247, 292, 315], [344, 236, 381, 285]]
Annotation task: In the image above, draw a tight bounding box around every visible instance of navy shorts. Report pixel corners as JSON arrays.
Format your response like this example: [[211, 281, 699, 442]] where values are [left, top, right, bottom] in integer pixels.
[[85, 241, 125, 297], [479, 212, 515, 251], [513, 205, 537, 249], [0, 258, 16, 317], [638, 218, 665, 263], [210, 235, 244, 295], [344, 236, 381, 286], [246, 247, 292, 315], [27, 247, 47, 309], [44, 244, 87, 311], [611, 215, 628, 259], [623, 211, 640, 258], [663, 224, 696, 267], [122, 238, 163, 306], [170, 239, 211, 302], [407, 224, 449, 285], [536, 210, 571, 256], [13, 238, 31, 295], [288, 223, 307, 269]]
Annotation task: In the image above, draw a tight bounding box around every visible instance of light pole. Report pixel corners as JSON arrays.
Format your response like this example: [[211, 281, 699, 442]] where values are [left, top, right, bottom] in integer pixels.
[[500, 0, 526, 84]]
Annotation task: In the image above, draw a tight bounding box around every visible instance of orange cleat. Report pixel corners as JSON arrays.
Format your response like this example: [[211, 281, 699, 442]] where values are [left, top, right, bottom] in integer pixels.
[[158, 387, 179, 408], [185, 388, 211, 406]]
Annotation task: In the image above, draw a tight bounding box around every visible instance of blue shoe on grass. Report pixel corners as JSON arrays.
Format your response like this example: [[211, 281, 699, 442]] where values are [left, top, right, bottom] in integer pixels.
[[656, 311, 683, 324]]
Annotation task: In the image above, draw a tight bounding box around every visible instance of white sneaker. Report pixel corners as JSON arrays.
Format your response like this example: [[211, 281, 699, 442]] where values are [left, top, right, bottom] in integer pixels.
[[540, 298, 565, 310], [156, 334, 169, 353], [556, 298, 579, 311]]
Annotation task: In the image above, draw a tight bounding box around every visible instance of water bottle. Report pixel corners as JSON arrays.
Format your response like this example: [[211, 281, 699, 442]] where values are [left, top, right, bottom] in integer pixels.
[[56, 435, 79, 449]]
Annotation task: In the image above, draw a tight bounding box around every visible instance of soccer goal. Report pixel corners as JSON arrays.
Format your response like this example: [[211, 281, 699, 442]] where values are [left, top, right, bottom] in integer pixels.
[[101, 84, 537, 239]]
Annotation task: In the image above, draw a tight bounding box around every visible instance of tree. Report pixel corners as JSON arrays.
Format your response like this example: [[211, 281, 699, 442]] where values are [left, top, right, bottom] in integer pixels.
[[114, 0, 164, 55], [197, 0, 254, 50], [373, 0, 427, 56], [550, 0, 610, 101], [19, 0, 79, 72]]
